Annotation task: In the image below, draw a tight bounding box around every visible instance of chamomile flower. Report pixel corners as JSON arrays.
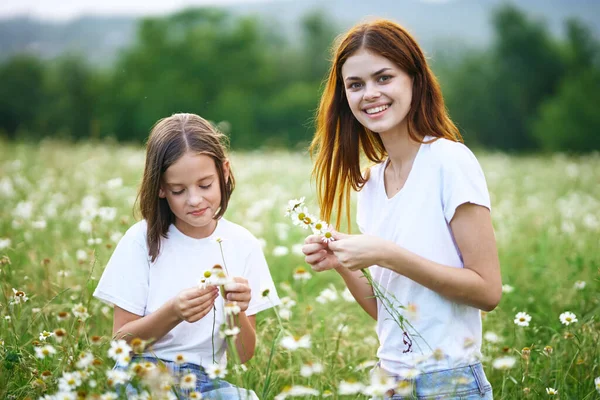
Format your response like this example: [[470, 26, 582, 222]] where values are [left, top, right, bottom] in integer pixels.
[[180, 373, 197, 390], [58, 371, 83, 391], [293, 266, 311, 281], [220, 326, 241, 338], [39, 330, 54, 341], [594, 376, 600, 393], [338, 380, 365, 395], [492, 356, 517, 370], [108, 339, 132, 364], [0, 238, 11, 249], [300, 362, 323, 377], [321, 228, 335, 243], [559, 311, 577, 325], [341, 288, 355, 302], [311, 220, 327, 235], [174, 354, 186, 365], [72, 303, 90, 320], [280, 334, 311, 350], [35, 345, 57, 359], [106, 369, 130, 387], [316, 286, 338, 304], [273, 246, 290, 257], [275, 385, 319, 399], [514, 312, 531, 327], [285, 197, 305, 217], [363, 368, 396, 397], [10, 288, 28, 304], [206, 363, 227, 379], [546, 387, 558, 395], [573, 280, 586, 290], [76, 351, 94, 370], [501, 284, 514, 293], [483, 331, 500, 343], [224, 302, 241, 316]]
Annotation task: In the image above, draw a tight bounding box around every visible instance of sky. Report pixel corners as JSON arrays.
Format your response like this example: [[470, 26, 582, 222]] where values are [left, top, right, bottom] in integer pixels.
[[0, 0, 293, 21]]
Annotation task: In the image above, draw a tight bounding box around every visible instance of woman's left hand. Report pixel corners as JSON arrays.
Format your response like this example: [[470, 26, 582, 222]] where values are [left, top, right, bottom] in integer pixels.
[[223, 277, 251, 312], [327, 231, 389, 271]]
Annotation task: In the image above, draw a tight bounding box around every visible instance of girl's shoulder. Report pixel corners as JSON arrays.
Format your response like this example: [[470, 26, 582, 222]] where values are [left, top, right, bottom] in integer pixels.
[[121, 220, 149, 248]]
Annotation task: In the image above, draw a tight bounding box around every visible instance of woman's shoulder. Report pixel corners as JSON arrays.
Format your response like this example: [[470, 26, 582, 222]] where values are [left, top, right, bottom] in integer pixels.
[[426, 137, 479, 165]]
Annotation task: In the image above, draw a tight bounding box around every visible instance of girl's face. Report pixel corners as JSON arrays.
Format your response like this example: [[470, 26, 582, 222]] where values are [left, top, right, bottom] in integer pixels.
[[159, 151, 229, 239], [341, 48, 413, 136]]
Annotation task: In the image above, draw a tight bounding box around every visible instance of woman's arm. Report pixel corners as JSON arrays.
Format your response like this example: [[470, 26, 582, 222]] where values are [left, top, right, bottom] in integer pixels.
[[329, 203, 502, 311], [303, 235, 377, 319]]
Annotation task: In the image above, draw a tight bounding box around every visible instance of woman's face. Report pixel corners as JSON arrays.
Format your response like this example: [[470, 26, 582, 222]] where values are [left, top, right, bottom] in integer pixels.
[[341, 48, 413, 136], [159, 151, 229, 239]]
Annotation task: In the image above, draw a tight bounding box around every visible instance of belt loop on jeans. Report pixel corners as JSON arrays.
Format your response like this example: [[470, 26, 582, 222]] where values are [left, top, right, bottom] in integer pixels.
[[469, 364, 486, 396]]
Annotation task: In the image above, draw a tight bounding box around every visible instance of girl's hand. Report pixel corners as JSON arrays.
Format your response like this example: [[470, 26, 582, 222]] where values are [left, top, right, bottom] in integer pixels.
[[328, 231, 388, 271], [172, 286, 219, 323], [223, 277, 251, 313], [302, 234, 341, 272]]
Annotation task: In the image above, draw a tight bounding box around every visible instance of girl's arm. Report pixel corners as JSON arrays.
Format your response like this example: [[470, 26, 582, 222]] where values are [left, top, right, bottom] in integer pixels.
[[232, 313, 256, 364], [223, 278, 256, 363], [113, 286, 219, 342], [303, 235, 377, 320], [329, 203, 502, 312]]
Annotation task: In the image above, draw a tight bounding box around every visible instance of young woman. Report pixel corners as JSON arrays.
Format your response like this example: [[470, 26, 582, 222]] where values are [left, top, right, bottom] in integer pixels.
[[94, 113, 279, 399], [303, 19, 501, 399]]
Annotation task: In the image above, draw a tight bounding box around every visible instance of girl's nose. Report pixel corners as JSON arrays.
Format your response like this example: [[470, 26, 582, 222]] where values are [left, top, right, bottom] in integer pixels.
[[188, 189, 203, 206], [363, 83, 381, 101]]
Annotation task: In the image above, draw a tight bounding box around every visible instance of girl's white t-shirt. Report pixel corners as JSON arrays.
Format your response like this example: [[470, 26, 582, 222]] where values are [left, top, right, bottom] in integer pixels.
[[356, 137, 491, 373], [93, 218, 280, 368]]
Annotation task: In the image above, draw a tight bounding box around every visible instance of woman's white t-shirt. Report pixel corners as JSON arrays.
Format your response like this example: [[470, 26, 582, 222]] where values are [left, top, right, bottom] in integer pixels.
[[356, 137, 491, 373], [93, 218, 280, 368]]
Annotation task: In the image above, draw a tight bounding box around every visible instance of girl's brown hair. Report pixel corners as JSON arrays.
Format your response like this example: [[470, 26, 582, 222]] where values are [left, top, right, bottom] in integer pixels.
[[310, 19, 462, 229], [138, 113, 235, 261]]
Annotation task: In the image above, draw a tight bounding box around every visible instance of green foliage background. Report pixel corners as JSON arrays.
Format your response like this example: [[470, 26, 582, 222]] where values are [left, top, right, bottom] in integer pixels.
[[1, 4, 599, 152]]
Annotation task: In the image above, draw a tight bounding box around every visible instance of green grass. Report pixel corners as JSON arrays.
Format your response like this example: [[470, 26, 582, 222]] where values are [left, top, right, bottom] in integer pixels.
[[0, 140, 598, 399]]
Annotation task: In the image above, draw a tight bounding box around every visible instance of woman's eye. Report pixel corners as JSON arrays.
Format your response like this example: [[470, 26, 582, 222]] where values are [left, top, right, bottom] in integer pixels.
[[200, 184, 212, 189], [378, 75, 392, 82], [348, 82, 362, 90], [171, 190, 184, 195]]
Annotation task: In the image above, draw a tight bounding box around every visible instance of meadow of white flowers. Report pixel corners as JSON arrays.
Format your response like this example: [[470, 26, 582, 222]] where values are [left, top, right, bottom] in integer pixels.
[[0, 140, 598, 399]]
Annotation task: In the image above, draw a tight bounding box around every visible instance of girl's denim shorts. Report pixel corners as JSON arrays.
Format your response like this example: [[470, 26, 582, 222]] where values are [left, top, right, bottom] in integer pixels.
[[115, 356, 259, 399], [386, 363, 493, 399]]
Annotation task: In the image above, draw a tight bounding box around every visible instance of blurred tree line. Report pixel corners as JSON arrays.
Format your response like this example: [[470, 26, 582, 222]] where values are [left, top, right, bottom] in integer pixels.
[[0, 5, 598, 152]]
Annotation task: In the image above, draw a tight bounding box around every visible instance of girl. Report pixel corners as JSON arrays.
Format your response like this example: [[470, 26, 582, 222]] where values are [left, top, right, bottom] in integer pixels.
[[94, 113, 279, 399], [303, 20, 501, 399]]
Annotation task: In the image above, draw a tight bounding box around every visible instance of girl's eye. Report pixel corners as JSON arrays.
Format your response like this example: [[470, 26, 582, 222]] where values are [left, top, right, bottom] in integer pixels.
[[171, 190, 184, 195], [348, 82, 362, 90], [378, 75, 392, 83], [200, 183, 212, 189]]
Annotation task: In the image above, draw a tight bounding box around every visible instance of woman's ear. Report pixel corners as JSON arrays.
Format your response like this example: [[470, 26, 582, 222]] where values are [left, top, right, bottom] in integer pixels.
[[158, 186, 166, 198], [223, 159, 230, 183]]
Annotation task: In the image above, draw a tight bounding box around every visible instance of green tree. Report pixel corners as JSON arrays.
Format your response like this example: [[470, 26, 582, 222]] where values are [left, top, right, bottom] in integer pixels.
[[443, 4, 566, 151], [0, 55, 45, 138], [40, 55, 99, 139]]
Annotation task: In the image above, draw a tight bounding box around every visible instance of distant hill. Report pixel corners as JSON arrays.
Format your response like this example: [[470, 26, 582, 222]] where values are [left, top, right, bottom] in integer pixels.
[[1, 0, 598, 66]]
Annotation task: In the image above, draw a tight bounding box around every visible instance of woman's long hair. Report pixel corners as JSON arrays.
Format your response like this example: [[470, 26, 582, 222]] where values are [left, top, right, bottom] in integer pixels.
[[310, 19, 462, 230], [137, 113, 235, 261]]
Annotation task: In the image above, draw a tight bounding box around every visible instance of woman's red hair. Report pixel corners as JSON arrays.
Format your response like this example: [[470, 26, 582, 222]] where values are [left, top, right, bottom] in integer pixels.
[[310, 19, 462, 229]]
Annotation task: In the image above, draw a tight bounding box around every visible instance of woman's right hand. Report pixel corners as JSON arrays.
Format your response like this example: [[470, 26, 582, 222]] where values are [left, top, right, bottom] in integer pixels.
[[302, 234, 341, 272], [172, 286, 219, 323]]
